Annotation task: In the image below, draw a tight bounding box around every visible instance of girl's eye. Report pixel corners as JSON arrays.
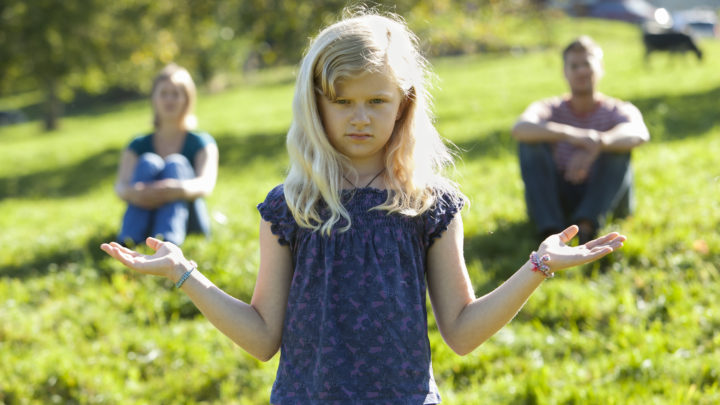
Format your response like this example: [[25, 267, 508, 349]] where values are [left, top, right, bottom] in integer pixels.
[[370, 98, 385, 104], [334, 99, 350, 105]]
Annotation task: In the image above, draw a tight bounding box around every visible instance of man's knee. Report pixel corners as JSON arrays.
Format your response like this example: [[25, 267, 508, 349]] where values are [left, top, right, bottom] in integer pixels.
[[518, 142, 552, 158]]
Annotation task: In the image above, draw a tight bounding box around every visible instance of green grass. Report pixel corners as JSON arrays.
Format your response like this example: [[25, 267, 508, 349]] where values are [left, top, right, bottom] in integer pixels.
[[1, 19, 719, 404]]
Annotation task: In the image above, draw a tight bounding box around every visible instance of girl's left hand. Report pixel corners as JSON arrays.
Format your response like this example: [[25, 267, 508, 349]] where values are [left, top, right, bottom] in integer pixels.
[[100, 237, 193, 279], [538, 225, 626, 272]]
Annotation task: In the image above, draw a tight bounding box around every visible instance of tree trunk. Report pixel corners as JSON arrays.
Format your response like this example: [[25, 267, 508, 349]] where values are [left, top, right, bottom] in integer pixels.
[[43, 79, 63, 131]]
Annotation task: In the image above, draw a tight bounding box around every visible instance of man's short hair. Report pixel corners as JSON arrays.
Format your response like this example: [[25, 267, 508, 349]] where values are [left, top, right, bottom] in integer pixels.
[[562, 35, 604, 63]]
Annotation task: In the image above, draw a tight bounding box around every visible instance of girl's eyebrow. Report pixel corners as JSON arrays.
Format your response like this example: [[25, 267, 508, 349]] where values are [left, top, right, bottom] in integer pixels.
[[335, 91, 395, 99]]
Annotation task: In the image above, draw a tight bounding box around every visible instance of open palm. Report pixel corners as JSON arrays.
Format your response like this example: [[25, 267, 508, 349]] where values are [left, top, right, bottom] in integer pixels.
[[538, 225, 626, 272], [100, 237, 191, 278]]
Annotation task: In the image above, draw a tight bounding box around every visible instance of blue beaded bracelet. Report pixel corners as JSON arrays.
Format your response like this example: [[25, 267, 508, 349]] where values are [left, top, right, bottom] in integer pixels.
[[175, 266, 196, 288]]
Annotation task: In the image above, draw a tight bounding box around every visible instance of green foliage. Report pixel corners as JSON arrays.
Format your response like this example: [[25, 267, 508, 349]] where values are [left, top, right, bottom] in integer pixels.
[[1, 18, 719, 404], [2, 0, 558, 130]]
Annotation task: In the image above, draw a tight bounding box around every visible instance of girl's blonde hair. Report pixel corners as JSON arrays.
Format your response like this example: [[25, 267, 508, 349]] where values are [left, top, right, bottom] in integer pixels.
[[151, 64, 198, 130], [285, 10, 464, 234]]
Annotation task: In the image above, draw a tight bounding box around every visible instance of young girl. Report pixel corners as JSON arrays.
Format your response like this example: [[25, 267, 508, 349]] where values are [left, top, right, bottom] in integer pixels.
[[114, 64, 219, 246], [101, 12, 626, 404]]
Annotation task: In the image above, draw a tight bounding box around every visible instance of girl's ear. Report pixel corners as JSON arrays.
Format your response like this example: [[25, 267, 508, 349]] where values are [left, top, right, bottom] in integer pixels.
[[396, 87, 414, 122], [395, 96, 409, 122]]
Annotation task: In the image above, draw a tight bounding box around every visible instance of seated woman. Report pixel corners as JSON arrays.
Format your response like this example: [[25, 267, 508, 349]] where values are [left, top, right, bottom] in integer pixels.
[[115, 64, 218, 246]]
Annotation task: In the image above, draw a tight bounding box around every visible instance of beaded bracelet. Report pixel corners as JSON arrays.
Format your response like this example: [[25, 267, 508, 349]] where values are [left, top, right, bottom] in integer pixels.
[[175, 266, 196, 288], [529, 251, 554, 278]]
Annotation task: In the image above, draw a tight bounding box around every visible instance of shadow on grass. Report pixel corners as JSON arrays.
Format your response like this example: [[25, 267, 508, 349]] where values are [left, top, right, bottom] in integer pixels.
[[463, 220, 539, 292], [629, 86, 720, 142], [0, 229, 118, 280], [452, 129, 517, 160], [0, 148, 119, 199], [13, 89, 146, 123], [215, 131, 287, 169], [0, 131, 288, 200]]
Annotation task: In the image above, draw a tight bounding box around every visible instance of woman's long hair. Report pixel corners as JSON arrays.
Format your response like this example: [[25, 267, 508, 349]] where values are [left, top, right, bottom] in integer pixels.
[[285, 11, 465, 235], [151, 63, 198, 130]]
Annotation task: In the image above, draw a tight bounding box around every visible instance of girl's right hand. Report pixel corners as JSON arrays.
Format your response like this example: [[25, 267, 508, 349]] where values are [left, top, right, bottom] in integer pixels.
[[100, 237, 193, 280], [537, 225, 626, 272]]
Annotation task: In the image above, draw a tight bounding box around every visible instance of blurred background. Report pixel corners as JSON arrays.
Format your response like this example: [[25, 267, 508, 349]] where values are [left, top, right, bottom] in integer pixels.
[[1, 0, 717, 132], [1, 1, 719, 404]]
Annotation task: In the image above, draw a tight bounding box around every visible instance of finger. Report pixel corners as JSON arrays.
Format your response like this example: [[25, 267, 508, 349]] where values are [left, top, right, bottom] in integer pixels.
[[588, 238, 625, 255], [108, 241, 141, 255], [100, 243, 128, 259], [104, 242, 146, 259], [100, 244, 135, 266], [559, 225, 579, 243], [100, 243, 115, 255], [583, 232, 618, 249], [585, 232, 625, 249], [145, 237, 165, 251], [588, 246, 614, 259]]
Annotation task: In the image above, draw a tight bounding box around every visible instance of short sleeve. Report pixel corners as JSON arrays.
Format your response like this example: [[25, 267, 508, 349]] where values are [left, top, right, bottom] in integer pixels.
[[127, 134, 152, 155], [257, 185, 297, 246], [193, 131, 216, 147], [616, 101, 644, 124], [425, 190, 465, 246], [182, 131, 216, 160], [521, 97, 558, 123]]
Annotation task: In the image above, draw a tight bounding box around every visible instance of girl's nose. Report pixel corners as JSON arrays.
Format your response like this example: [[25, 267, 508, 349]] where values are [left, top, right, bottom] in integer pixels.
[[350, 106, 370, 128]]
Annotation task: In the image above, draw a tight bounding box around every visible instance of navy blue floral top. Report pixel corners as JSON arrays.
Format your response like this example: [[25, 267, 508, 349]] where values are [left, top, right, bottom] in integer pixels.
[[258, 184, 463, 405]]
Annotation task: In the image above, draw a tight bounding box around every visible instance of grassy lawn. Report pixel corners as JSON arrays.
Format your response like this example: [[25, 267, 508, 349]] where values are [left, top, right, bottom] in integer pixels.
[[1, 19, 719, 404]]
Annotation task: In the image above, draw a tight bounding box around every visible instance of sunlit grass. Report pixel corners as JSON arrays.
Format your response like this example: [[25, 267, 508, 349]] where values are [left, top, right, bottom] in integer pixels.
[[1, 18, 719, 404]]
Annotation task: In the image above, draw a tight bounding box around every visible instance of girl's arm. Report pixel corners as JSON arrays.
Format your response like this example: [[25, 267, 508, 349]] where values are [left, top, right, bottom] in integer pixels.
[[426, 216, 625, 356], [100, 219, 293, 361]]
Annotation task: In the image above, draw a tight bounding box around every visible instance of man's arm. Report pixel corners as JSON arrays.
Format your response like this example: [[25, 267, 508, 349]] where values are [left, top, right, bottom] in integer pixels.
[[511, 100, 601, 149], [599, 103, 650, 152]]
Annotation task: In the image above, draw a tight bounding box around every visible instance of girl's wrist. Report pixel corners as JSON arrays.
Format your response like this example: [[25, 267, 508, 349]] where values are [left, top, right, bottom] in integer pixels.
[[169, 260, 195, 284], [529, 251, 554, 278]]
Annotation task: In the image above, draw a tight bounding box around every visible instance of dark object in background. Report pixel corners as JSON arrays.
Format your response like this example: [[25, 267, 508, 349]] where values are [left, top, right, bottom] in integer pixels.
[[0, 110, 27, 127], [642, 31, 703, 61], [570, 0, 657, 24]]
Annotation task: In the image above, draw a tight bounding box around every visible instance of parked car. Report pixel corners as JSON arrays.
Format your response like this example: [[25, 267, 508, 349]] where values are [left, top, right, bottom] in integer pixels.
[[673, 8, 718, 38], [567, 0, 658, 24], [587, 0, 657, 24]]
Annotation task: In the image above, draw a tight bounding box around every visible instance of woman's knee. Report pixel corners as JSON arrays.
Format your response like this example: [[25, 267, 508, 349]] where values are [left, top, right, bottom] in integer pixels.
[[132, 153, 165, 182], [162, 154, 194, 179], [138, 152, 165, 169]]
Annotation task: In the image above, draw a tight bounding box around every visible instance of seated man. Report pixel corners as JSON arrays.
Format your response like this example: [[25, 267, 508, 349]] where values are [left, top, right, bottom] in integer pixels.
[[512, 36, 649, 243]]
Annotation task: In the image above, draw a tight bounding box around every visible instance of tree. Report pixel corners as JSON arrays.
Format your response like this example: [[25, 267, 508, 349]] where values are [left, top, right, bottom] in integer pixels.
[[0, 0, 117, 130], [0, 0, 235, 131]]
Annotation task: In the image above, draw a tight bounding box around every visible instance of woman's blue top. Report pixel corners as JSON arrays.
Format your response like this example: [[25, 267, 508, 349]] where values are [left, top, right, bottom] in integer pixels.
[[258, 185, 463, 404]]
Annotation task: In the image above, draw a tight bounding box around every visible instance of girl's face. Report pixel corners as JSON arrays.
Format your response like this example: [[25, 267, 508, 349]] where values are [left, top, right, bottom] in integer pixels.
[[152, 79, 187, 122], [317, 67, 405, 169]]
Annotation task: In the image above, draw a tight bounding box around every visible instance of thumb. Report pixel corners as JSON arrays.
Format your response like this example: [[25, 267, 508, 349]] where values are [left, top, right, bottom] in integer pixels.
[[559, 225, 579, 243], [145, 237, 165, 251]]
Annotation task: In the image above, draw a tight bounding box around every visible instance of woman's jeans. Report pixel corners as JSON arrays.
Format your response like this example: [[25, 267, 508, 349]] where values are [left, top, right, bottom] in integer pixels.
[[117, 153, 210, 246], [518, 143, 634, 235]]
